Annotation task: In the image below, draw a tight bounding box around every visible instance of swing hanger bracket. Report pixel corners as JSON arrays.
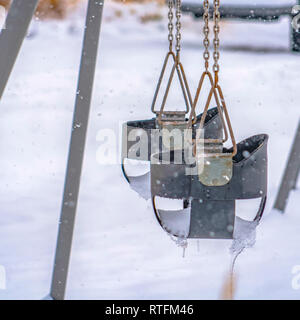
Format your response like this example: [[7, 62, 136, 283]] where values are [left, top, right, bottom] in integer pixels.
[[190, 0, 237, 186], [151, 0, 192, 127]]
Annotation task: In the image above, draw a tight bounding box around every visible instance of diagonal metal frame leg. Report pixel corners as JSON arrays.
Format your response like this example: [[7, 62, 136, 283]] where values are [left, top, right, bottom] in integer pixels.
[[294, 0, 300, 52], [274, 120, 300, 212], [292, 2, 300, 52], [0, 0, 39, 100], [48, 0, 105, 300]]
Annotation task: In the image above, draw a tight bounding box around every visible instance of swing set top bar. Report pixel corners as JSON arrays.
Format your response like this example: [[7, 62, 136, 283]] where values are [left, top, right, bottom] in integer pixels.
[[181, 4, 293, 21]]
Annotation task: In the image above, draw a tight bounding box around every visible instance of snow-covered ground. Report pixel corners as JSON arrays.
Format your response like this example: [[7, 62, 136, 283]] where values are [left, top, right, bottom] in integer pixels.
[[0, 1, 299, 300]]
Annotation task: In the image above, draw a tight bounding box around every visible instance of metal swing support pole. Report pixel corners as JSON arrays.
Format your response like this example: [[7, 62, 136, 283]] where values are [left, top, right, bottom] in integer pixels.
[[292, 0, 300, 51], [274, 120, 300, 213], [48, 0, 105, 300], [0, 0, 39, 100]]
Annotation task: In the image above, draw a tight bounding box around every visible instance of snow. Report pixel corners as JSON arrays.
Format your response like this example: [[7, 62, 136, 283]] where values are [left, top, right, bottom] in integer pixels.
[[0, 1, 299, 300]]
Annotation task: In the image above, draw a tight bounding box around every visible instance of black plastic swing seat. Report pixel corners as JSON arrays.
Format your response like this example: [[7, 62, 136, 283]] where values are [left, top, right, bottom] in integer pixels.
[[121, 107, 223, 199], [151, 134, 268, 239]]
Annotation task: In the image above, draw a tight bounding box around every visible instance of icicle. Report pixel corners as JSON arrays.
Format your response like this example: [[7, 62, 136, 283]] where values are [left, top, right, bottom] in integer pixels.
[[220, 217, 259, 300], [169, 235, 188, 258], [231, 217, 259, 257]]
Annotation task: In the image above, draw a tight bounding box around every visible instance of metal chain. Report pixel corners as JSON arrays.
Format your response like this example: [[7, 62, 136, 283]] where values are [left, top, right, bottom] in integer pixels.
[[213, 0, 221, 73], [175, 0, 182, 59], [168, 0, 174, 52], [203, 0, 210, 71]]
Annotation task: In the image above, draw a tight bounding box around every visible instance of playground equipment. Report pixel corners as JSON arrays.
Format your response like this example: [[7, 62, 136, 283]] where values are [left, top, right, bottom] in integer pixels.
[[121, 0, 225, 199], [148, 0, 268, 240], [181, 0, 300, 52], [0, 0, 297, 300], [274, 120, 300, 212], [1, 0, 104, 300], [0, 0, 38, 99]]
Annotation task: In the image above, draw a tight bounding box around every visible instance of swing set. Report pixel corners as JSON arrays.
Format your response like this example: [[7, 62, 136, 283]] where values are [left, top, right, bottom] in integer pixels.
[[122, 0, 268, 241], [0, 0, 298, 300], [182, 0, 300, 52]]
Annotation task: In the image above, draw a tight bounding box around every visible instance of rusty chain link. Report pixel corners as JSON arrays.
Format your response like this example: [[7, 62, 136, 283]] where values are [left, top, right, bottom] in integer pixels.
[[167, 0, 174, 52], [175, 0, 182, 59], [213, 0, 221, 74], [203, 0, 210, 71]]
